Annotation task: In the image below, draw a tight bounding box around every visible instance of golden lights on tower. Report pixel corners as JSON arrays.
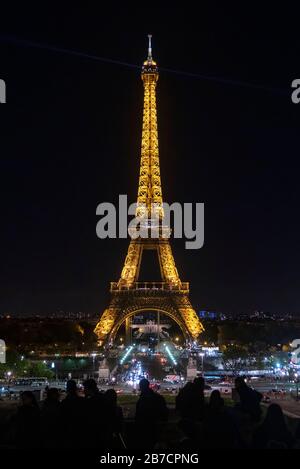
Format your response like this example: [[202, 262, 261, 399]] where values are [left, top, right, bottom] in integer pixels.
[[94, 36, 204, 343]]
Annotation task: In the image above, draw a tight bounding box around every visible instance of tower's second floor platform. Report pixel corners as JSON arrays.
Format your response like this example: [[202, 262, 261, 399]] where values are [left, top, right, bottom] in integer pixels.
[[110, 281, 190, 294]]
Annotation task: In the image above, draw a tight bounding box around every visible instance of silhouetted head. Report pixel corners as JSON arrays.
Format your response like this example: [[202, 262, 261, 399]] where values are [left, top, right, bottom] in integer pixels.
[[21, 391, 39, 408], [209, 390, 224, 411], [264, 403, 287, 430], [83, 379, 98, 397], [105, 388, 117, 406], [193, 377, 205, 391], [235, 377, 246, 390], [139, 378, 150, 393], [46, 387, 60, 402], [183, 381, 193, 391], [66, 379, 77, 394]]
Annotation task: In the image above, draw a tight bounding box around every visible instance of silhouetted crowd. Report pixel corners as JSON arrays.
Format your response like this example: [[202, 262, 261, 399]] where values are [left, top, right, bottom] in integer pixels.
[[3, 376, 300, 449]]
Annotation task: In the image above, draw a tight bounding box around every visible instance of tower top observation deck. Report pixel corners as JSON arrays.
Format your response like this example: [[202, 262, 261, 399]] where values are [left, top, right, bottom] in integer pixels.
[[142, 34, 158, 76]]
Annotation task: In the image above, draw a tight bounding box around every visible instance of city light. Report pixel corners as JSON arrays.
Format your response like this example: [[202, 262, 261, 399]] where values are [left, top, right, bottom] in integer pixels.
[[120, 346, 134, 365], [125, 359, 146, 388], [165, 345, 177, 366]]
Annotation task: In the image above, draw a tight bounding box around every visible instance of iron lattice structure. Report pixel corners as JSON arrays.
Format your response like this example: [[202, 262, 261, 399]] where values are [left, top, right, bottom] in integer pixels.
[[94, 37, 204, 344]]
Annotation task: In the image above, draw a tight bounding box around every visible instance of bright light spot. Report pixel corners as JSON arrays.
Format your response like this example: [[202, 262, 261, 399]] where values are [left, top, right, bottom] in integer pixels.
[[165, 346, 177, 366], [120, 346, 133, 365]]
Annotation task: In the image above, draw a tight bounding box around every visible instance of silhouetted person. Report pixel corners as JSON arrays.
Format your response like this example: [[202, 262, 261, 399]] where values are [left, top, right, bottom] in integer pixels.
[[177, 418, 199, 450], [61, 380, 82, 445], [135, 378, 168, 449], [176, 378, 205, 422], [192, 377, 206, 420], [235, 377, 262, 421], [105, 389, 124, 448], [60, 380, 85, 448], [41, 387, 61, 448], [295, 418, 300, 445], [83, 378, 109, 448], [14, 391, 41, 448], [252, 403, 294, 449], [176, 381, 194, 420], [200, 390, 241, 449]]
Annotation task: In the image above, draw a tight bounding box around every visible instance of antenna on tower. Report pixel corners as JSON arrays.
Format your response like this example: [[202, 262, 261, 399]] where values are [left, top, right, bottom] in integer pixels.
[[147, 34, 152, 60]]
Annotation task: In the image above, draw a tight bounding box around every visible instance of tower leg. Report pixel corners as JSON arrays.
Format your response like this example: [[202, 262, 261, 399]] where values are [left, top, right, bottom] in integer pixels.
[[157, 311, 160, 349], [125, 316, 131, 346]]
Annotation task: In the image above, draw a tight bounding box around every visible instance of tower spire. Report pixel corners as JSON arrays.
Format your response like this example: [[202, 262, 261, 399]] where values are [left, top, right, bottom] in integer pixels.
[[138, 35, 162, 220], [147, 34, 152, 61]]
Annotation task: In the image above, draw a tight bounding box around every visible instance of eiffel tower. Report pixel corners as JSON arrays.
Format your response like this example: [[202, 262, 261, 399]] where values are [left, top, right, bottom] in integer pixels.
[[94, 36, 204, 345]]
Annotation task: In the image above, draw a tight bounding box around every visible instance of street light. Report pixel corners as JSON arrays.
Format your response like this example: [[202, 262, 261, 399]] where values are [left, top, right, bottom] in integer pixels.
[[51, 362, 58, 381], [295, 373, 299, 401], [199, 353, 204, 374], [91, 353, 97, 376]]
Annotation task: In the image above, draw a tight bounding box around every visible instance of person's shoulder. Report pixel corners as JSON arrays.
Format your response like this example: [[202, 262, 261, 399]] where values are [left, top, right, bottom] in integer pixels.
[[94, 392, 105, 401], [253, 424, 264, 438], [155, 391, 167, 404], [62, 394, 80, 404]]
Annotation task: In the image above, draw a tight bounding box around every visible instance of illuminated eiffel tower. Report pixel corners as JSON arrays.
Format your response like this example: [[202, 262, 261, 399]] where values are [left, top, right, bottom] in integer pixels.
[[95, 36, 204, 345]]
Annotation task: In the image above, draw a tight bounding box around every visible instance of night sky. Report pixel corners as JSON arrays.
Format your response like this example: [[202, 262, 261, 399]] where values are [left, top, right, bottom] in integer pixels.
[[0, 5, 299, 315]]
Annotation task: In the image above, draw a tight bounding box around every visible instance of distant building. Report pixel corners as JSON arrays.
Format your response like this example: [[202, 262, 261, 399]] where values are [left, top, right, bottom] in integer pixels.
[[198, 311, 221, 320]]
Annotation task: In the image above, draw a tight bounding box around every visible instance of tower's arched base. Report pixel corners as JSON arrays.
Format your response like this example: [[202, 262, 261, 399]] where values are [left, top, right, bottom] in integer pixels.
[[94, 287, 204, 346]]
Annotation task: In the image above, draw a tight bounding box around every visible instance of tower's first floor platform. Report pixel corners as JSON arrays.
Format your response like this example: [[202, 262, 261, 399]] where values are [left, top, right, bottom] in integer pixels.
[[94, 284, 204, 345]]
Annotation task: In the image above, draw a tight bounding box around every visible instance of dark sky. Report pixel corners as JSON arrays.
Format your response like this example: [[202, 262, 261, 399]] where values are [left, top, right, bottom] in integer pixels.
[[0, 4, 299, 315]]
